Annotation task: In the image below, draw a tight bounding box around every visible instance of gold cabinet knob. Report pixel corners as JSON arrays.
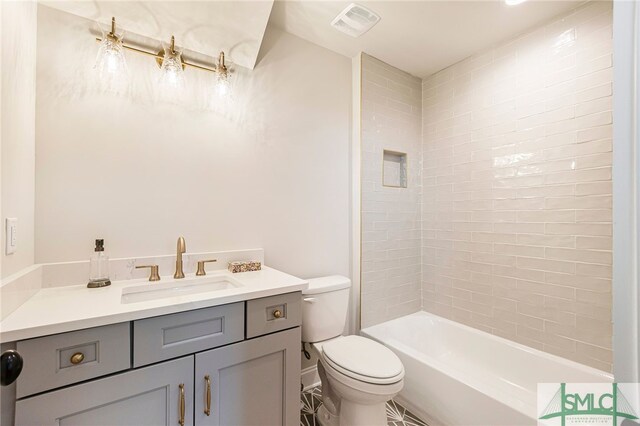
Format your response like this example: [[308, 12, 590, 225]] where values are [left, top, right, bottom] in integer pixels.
[[70, 352, 85, 365], [273, 309, 283, 319]]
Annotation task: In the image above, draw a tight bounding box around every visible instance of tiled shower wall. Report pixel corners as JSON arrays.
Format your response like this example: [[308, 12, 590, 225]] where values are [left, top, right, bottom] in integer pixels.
[[361, 54, 422, 328], [421, 1, 613, 371]]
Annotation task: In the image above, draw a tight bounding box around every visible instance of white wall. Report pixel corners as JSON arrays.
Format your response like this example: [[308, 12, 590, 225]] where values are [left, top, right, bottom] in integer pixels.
[[422, 1, 613, 371], [35, 6, 351, 279], [0, 4, 37, 422], [1, 1, 37, 279]]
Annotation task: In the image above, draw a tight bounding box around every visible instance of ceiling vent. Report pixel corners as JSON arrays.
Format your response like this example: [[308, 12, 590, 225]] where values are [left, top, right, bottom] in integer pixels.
[[330, 3, 380, 38]]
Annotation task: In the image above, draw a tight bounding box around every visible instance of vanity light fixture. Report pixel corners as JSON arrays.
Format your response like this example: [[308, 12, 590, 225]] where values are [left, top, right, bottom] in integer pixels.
[[505, 0, 527, 5], [215, 51, 230, 97], [94, 17, 232, 97], [94, 17, 128, 84], [157, 36, 186, 90]]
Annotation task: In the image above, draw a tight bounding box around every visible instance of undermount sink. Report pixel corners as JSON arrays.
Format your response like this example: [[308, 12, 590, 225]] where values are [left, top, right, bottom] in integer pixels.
[[121, 275, 241, 304]]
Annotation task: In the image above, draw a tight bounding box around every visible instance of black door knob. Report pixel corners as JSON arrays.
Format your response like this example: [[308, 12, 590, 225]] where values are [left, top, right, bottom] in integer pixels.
[[1, 350, 23, 386]]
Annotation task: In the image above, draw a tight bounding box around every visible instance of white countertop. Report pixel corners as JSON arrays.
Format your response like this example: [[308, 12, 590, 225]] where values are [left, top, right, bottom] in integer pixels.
[[0, 266, 308, 343]]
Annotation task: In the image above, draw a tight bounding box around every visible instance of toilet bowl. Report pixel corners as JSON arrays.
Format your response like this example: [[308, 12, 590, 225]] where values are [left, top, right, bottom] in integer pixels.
[[312, 335, 404, 426], [301, 276, 405, 426]]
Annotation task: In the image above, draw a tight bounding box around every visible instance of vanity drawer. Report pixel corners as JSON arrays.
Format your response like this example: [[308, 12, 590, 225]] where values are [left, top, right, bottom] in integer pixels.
[[16, 322, 131, 398], [133, 302, 244, 367], [246, 292, 302, 338]]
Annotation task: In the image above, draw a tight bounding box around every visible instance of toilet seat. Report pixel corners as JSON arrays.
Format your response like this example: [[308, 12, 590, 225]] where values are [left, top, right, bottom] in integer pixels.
[[320, 336, 404, 385]]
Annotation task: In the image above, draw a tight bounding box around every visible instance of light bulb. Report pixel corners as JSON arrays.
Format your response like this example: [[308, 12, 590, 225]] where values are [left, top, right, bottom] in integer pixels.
[[214, 51, 231, 99], [160, 59, 184, 88], [216, 74, 230, 97], [94, 36, 127, 80], [159, 56, 184, 88], [157, 37, 185, 102], [94, 18, 128, 91]]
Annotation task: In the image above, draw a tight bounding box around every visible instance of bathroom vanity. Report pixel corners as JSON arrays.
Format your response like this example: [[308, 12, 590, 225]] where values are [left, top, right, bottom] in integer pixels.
[[0, 253, 307, 426]]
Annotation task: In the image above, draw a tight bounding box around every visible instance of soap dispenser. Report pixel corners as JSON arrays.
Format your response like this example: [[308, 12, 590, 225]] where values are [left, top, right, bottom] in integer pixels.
[[87, 239, 111, 288]]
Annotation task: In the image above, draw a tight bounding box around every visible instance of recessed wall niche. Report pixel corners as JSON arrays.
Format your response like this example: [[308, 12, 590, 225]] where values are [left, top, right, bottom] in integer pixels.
[[382, 150, 407, 188]]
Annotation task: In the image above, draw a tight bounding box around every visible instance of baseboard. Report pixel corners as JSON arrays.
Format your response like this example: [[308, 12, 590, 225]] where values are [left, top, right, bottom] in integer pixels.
[[301, 365, 321, 391]]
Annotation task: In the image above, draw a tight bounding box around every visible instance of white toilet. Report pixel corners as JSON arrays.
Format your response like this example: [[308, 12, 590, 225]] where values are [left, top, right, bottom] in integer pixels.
[[302, 276, 405, 426]]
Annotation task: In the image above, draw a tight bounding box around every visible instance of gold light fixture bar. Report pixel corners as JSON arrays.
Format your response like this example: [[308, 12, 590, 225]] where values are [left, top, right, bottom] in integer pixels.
[[94, 36, 222, 74]]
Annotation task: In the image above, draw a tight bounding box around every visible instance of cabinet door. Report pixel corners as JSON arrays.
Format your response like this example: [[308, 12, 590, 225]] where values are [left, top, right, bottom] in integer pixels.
[[195, 327, 300, 426], [15, 356, 194, 426]]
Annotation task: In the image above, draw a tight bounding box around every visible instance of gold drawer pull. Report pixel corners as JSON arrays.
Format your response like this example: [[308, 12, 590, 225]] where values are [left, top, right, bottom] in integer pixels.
[[204, 375, 211, 416], [179, 383, 185, 426], [273, 309, 283, 319], [70, 352, 85, 365]]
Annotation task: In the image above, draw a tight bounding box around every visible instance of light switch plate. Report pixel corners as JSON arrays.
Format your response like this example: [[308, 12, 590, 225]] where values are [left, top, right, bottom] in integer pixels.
[[5, 218, 17, 255]]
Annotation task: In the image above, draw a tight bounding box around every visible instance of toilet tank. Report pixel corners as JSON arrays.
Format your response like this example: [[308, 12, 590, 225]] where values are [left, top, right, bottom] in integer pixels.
[[301, 275, 351, 343]]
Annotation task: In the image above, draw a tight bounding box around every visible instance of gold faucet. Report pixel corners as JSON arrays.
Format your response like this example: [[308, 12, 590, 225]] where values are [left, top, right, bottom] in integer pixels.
[[174, 236, 186, 279]]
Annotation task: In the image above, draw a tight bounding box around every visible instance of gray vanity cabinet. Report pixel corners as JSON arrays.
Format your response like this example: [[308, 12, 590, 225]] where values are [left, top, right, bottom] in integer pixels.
[[9, 293, 302, 426], [194, 327, 300, 426], [14, 356, 194, 426]]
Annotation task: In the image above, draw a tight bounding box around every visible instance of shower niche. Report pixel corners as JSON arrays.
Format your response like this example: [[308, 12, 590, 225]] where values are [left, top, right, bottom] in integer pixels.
[[382, 150, 407, 188]]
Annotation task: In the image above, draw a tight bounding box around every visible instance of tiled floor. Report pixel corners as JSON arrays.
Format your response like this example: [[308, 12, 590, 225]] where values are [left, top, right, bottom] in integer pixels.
[[300, 386, 428, 426]]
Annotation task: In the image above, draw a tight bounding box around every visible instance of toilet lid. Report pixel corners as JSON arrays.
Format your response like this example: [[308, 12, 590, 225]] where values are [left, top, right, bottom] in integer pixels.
[[321, 336, 404, 384]]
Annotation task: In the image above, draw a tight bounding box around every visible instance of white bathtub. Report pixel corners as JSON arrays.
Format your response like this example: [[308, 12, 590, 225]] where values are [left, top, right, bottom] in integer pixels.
[[361, 311, 612, 426]]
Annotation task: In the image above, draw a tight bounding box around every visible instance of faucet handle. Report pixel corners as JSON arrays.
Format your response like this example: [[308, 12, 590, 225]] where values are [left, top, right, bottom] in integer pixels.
[[196, 259, 217, 276], [136, 265, 161, 281]]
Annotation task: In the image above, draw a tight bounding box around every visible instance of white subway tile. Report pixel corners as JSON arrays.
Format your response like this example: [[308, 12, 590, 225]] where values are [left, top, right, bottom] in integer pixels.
[[366, 2, 612, 371], [545, 247, 612, 265], [545, 222, 611, 236], [576, 236, 611, 250]]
